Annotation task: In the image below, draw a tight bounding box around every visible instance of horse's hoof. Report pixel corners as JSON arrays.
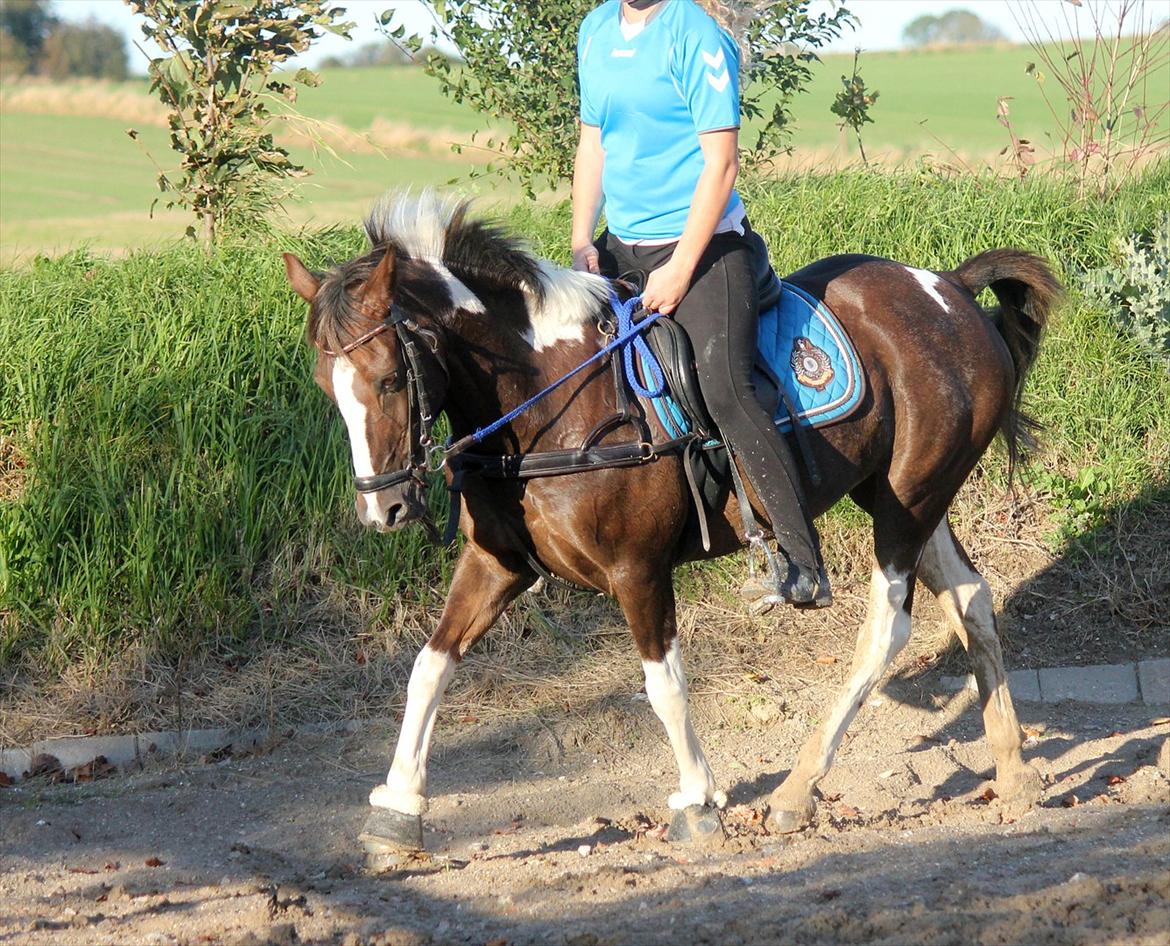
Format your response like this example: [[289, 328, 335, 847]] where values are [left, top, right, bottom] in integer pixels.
[[994, 763, 1044, 807], [666, 805, 726, 846], [359, 807, 424, 857], [765, 799, 815, 834]]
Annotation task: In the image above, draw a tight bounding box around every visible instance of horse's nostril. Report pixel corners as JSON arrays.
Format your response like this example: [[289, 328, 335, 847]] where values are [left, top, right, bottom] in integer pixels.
[[385, 503, 406, 527]]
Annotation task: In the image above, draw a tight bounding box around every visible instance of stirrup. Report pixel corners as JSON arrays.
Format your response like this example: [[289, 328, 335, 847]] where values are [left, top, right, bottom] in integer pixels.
[[739, 537, 832, 612]]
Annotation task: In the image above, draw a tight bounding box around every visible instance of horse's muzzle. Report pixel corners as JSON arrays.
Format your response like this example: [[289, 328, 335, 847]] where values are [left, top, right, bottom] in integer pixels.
[[356, 482, 428, 533]]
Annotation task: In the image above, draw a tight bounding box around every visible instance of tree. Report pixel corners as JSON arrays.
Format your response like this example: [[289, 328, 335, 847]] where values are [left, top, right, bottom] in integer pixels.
[[41, 18, 129, 80], [902, 9, 1004, 47], [127, 0, 353, 250], [0, 0, 56, 69], [393, 0, 856, 195]]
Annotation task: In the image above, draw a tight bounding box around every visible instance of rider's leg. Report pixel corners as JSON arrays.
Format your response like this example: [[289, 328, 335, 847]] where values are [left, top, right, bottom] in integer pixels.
[[601, 230, 828, 605]]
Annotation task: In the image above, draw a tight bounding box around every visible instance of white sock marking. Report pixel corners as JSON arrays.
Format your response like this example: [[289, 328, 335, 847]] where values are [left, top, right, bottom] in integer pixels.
[[802, 565, 912, 785], [642, 638, 725, 810], [371, 646, 456, 816], [906, 266, 951, 313]]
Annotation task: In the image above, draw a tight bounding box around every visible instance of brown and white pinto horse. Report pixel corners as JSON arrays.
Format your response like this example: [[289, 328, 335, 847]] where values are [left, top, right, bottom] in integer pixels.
[[284, 192, 1061, 852]]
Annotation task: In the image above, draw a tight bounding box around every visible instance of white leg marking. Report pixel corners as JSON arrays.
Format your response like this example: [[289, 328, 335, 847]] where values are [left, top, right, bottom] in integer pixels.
[[370, 646, 456, 816], [806, 565, 912, 781], [905, 266, 951, 313], [921, 523, 1025, 761], [332, 358, 395, 526], [642, 638, 726, 810], [922, 521, 990, 639]]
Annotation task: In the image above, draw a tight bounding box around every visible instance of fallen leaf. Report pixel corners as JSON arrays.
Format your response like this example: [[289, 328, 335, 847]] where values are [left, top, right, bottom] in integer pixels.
[[816, 655, 838, 665], [979, 787, 998, 803], [836, 803, 860, 819], [144, 857, 165, 868], [1151, 717, 1170, 726], [878, 769, 897, 779], [0, 772, 12, 788], [1061, 794, 1080, 808], [1105, 774, 1126, 786]]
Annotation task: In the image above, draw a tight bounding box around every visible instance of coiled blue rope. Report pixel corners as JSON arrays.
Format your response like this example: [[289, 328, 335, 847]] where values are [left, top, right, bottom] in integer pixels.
[[611, 292, 666, 398]]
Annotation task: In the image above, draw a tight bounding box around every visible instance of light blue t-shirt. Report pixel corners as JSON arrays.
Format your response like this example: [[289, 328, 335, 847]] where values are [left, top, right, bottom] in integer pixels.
[[577, 0, 743, 243]]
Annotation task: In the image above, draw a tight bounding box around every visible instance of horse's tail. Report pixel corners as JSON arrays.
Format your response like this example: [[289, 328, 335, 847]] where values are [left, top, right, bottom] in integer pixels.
[[952, 249, 1063, 481]]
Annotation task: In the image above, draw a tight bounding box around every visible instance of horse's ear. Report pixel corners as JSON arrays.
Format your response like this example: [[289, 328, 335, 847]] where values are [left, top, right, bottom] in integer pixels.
[[283, 253, 321, 303], [361, 246, 397, 312]]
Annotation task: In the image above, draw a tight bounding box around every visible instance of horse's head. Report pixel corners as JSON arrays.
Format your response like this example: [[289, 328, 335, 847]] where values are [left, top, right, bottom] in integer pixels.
[[284, 246, 449, 533]]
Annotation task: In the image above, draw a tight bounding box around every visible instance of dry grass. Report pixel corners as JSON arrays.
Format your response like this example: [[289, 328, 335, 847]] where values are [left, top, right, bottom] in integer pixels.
[[0, 79, 167, 126], [5, 476, 1164, 749], [0, 430, 30, 505]]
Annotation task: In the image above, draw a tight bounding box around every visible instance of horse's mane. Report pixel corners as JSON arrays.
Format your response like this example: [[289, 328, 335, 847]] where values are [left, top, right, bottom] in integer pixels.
[[308, 191, 611, 353]]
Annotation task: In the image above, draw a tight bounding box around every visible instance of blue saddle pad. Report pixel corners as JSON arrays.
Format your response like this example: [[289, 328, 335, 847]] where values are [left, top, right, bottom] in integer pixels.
[[644, 281, 864, 439]]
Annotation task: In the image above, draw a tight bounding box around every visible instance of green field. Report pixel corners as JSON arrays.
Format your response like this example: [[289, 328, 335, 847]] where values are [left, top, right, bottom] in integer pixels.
[[3, 42, 1166, 263]]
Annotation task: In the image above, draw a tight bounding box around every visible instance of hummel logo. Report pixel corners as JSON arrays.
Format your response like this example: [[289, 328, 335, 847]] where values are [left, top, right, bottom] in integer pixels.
[[702, 47, 729, 92], [612, 48, 636, 58]]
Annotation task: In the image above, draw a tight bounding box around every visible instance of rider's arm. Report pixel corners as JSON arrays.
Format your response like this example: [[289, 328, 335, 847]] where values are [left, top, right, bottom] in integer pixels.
[[571, 122, 605, 273]]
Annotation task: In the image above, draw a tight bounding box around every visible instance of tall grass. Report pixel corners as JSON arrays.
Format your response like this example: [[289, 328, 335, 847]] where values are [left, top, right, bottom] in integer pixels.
[[2, 167, 1167, 674]]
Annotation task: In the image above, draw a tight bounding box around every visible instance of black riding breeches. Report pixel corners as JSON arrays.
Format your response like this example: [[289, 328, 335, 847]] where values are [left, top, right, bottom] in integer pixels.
[[595, 224, 821, 569]]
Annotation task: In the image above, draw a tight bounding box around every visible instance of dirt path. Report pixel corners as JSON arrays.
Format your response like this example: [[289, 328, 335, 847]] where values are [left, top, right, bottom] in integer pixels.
[[3, 690, 1168, 946]]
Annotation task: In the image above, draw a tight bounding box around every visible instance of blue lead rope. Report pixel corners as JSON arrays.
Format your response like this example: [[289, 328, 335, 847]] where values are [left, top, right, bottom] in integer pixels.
[[611, 292, 666, 399], [444, 294, 667, 458]]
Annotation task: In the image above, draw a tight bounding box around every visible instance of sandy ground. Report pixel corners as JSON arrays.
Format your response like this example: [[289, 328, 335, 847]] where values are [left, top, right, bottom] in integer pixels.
[[2, 686, 1168, 946]]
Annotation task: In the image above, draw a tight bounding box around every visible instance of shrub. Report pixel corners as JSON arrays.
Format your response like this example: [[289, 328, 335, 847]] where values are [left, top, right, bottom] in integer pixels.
[[1083, 212, 1170, 368]]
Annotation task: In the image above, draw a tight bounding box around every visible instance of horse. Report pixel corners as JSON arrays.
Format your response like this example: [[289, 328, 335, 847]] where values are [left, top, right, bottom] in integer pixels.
[[283, 191, 1061, 855]]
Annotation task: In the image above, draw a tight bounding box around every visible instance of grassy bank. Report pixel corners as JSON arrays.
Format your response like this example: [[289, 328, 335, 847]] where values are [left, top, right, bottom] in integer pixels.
[[2, 168, 1168, 737]]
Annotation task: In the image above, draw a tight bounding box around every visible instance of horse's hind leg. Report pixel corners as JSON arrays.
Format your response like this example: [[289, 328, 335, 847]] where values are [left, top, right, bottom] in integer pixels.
[[918, 519, 1043, 805], [766, 550, 917, 833], [361, 542, 532, 858]]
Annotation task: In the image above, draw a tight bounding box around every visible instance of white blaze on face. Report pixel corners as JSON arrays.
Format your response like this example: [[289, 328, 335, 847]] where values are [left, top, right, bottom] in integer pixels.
[[905, 266, 952, 313], [332, 357, 394, 525]]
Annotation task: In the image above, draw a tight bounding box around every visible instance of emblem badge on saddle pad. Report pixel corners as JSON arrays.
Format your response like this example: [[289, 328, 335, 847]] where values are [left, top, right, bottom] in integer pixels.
[[791, 337, 834, 391]]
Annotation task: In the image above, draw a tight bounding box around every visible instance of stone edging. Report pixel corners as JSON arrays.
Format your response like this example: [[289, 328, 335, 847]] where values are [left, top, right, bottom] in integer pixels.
[[0, 717, 395, 784], [941, 657, 1169, 707], [2, 659, 1166, 782]]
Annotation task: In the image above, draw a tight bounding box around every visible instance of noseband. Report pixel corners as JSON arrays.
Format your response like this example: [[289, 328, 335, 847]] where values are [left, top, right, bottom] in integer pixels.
[[320, 303, 447, 495]]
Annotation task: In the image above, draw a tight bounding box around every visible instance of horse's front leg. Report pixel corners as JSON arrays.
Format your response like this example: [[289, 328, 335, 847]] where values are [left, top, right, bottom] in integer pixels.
[[360, 542, 532, 857], [618, 570, 726, 843]]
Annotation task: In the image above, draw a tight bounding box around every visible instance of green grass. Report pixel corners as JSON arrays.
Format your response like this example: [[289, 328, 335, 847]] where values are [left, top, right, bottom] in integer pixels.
[[2, 168, 1168, 673], [3, 41, 1166, 262]]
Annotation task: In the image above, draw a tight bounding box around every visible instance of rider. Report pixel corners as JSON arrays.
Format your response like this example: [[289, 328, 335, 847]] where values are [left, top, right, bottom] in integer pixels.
[[571, 0, 830, 607]]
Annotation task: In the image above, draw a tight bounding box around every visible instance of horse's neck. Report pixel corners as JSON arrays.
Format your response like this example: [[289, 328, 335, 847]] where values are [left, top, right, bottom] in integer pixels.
[[443, 314, 606, 451]]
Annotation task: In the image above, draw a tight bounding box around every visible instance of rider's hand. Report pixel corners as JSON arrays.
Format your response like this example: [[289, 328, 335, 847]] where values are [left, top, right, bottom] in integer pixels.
[[572, 245, 600, 274], [642, 259, 693, 315]]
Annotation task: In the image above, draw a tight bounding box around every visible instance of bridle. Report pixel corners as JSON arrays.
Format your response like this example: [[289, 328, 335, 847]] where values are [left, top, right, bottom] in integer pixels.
[[319, 303, 447, 495]]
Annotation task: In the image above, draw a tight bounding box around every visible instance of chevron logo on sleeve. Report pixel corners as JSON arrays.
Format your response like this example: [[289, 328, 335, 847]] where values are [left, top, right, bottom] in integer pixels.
[[702, 48, 729, 92]]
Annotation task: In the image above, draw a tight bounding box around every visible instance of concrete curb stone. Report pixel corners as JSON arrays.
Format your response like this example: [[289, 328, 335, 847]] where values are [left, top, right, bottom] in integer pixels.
[[1137, 658, 1170, 705]]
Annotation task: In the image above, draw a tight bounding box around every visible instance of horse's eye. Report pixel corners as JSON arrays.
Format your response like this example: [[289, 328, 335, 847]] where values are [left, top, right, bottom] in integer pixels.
[[380, 372, 400, 393]]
